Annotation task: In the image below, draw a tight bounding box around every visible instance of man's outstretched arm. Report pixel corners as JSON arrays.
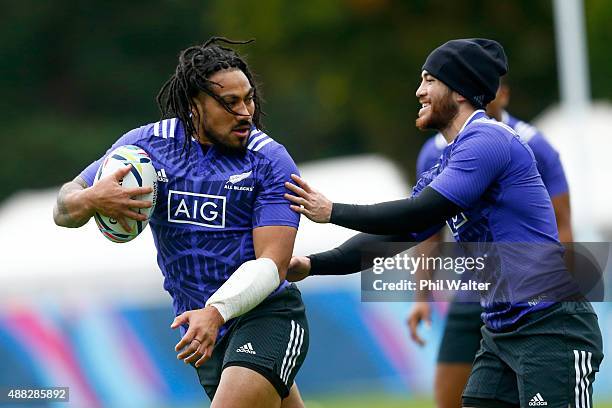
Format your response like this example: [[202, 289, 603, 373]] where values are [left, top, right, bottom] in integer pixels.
[[285, 174, 458, 236], [286, 231, 419, 283]]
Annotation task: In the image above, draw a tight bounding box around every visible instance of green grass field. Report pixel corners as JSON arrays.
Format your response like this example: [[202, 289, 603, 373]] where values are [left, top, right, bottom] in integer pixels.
[[302, 394, 612, 408], [170, 394, 612, 408], [304, 395, 432, 408], [164, 397, 431, 408]]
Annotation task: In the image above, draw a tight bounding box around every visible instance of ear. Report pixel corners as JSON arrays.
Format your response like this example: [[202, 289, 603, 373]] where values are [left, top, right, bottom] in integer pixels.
[[190, 94, 206, 141], [191, 95, 203, 116], [499, 85, 511, 103], [191, 95, 208, 129], [454, 91, 467, 103]]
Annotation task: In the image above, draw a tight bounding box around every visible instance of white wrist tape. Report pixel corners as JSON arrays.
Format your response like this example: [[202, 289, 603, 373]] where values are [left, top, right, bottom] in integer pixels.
[[205, 257, 280, 323]]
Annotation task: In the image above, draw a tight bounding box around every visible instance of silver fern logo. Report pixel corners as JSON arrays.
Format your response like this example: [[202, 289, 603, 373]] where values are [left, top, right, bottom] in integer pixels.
[[228, 171, 252, 184]]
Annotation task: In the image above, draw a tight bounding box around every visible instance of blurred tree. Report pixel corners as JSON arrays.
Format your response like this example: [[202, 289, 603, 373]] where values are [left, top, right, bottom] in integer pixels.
[[0, 0, 608, 203], [585, 0, 612, 100], [208, 0, 558, 180]]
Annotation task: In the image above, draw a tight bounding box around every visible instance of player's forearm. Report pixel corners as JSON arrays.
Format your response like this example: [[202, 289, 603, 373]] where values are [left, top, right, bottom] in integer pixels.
[[330, 186, 458, 235], [413, 232, 443, 301], [252, 226, 297, 281], [309, 246, 360, 276], [557, 224, 573, 243], [257, 248, 290, 281], [53, 180, 95, 228], [309, 233, 417, 276], [204, 226, 297, 322], [205, 258, 280, 322], [551, 192, 573, 242]]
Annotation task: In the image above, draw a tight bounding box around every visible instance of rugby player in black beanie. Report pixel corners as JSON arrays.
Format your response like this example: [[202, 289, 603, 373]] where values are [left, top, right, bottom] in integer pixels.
[[284, 37, 602, 408], [422, 38, 508, 109]]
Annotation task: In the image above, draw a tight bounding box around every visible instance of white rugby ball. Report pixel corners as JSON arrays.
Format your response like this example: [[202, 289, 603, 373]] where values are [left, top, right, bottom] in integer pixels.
[[93, 145, 158, 243]]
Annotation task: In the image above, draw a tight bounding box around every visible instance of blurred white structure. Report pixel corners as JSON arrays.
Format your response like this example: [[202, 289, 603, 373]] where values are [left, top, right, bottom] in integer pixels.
[[535, 102, 612, 240], [0, 154, 409, 301], [0, 188, 163, 304], [550, 0, 612, 239], [553, 0, 590, 112]]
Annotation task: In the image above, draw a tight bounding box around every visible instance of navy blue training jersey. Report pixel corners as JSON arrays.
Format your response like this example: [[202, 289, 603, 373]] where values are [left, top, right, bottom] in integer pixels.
[[80, 118, 300, 338], [412, 110, 578, 330], [417, 111, 569, 198]]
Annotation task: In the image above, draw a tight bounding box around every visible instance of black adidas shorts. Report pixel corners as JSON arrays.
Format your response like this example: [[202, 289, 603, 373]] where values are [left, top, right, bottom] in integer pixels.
[[462, 302, 603, 408], [437, 301, 483, 364], [195, 284, 309, 400]]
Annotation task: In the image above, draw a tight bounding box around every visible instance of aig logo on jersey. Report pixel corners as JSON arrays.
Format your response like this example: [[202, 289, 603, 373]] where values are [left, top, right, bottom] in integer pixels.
[[168, 190, 226, 228]]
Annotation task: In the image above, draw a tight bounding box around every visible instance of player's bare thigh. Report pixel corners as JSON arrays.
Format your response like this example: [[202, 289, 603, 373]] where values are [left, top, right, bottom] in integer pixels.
[[435, 363, 472, 408], [281, 384, 305, 408], [212, 366, 305, 408]]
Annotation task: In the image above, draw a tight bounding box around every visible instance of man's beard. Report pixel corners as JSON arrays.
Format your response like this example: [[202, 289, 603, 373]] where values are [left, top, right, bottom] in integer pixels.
[[203, 123, 248, 154], [416, 91, 459, 131]]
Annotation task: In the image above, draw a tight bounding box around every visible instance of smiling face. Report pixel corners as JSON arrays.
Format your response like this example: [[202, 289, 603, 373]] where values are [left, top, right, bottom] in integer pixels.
[[192, 68, 255, 151], [415, 71, 459, 132]]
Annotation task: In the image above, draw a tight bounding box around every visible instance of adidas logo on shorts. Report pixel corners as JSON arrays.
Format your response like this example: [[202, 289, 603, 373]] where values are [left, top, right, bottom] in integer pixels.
[[529, 393, 548, 406], [236, 342, 256, 354]]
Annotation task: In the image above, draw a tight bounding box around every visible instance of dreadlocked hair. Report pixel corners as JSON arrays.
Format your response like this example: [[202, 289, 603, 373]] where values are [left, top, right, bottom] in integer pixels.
[[156, 37, 264, 156]]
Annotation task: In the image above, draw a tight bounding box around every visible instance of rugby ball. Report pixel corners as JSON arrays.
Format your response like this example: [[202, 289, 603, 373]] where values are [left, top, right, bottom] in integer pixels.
[[93, 145, 158, 243]]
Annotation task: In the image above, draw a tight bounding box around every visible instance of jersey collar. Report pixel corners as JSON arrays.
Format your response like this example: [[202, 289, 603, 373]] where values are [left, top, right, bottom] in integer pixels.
[[501, 110, 510, 125], [434, 132, 448, 149], [459, 109, 487, 133], [455, 109, 487, 143]]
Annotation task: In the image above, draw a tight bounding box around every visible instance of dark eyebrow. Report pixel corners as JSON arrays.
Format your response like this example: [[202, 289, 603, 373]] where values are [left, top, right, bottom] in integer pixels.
[[219, 87, 254, 99]]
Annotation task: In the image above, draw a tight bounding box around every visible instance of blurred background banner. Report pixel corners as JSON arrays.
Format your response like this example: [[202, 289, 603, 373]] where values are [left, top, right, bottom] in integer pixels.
[[1, 157, 612, 408], [2, 0, 612, 407]]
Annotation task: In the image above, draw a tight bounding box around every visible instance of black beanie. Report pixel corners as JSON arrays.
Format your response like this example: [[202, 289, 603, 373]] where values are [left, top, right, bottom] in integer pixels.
[[422, 38, 508, 109]]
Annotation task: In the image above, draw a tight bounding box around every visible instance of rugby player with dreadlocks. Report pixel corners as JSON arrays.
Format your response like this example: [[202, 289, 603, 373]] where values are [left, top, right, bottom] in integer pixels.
[[54, 38, 309, 408]]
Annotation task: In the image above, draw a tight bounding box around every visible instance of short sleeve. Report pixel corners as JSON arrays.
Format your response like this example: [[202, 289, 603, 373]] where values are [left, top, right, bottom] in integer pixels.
[[529, 135, 569, 198], [79, 127, 146, 186], [429, 129, 509, 209], [252, 146, 301, 229]]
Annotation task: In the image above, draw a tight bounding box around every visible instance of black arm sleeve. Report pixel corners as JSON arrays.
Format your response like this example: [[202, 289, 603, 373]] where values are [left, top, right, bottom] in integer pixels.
[[309, 232, 417, 276], [330, 186, 460, 235]]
